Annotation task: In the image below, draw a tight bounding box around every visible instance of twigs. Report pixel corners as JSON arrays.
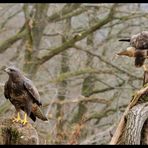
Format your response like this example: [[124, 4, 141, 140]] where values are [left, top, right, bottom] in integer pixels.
[[43, 96, 111, 107], [74, 45, 142, 80]]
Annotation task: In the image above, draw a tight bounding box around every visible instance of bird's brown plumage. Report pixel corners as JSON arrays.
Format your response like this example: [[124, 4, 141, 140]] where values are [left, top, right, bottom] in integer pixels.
[[4, 66, 47, 122], [119, 31, 148, 49]]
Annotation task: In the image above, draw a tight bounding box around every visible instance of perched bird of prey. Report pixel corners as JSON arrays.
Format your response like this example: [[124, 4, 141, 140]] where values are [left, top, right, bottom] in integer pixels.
[[4, 66, 47, 125], [117, 31, 148, 67]]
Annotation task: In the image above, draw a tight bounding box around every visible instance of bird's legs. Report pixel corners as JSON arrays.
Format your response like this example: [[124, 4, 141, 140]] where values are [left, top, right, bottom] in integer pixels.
[[21, 113, 28, 125], [12, 112, 22, 123]]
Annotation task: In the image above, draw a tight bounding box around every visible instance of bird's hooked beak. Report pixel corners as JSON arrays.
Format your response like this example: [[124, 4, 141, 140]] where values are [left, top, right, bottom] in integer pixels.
[[117, 47, 136, 57], [117, 50, 130, 56], [4, 68, 10, 73]]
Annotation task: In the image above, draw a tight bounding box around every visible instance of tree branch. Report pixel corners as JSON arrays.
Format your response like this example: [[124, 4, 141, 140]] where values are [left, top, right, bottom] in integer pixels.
[[84, 108, 116, 123], [53, 7, 88, 22], [37, 4, 117, 65], [0, 9, 22, 30], [43, 96, 111, 107], [47, 4, 82, 22], [0, 4, 82, 54], [74, 45, 143, 81], [88, 81, 125, 96], [0, 28, 27, 53], [50, 67, 113, 83]]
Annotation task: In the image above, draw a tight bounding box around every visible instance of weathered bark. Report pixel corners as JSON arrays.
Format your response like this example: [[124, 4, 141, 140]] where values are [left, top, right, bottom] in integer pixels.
[[118, 103, 148, 145], [0, 118, 39, 145], [141, 119, 148, 144], [110, 83, 148, 145]]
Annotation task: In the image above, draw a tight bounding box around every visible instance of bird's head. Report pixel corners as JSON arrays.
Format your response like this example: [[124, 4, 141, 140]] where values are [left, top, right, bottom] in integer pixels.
[[4, 66, 22, 81], [4, 66, 20, 74]]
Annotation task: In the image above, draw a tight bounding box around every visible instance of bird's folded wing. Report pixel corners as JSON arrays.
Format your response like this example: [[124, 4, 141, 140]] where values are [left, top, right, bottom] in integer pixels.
[[23, 78, 42, 106]]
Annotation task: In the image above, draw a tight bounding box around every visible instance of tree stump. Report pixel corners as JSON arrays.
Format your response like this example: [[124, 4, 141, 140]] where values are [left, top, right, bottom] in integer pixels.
[[117, 102, 148, 144], [0, 117, 39, 145], [110, 84, 148, 145]]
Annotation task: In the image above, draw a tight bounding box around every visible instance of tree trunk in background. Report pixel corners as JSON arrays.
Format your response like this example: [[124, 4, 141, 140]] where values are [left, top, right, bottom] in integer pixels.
[[71, 33, 96, 124], [55, 18, 70, 144], [23, 4, 48, 78]]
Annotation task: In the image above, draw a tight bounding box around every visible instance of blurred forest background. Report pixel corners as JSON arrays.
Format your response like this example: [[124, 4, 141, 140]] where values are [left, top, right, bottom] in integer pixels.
[[0, 3, 147, 144]]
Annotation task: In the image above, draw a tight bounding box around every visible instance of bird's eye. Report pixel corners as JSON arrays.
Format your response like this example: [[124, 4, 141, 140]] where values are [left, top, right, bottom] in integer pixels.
[[10, 69, 14, 72]]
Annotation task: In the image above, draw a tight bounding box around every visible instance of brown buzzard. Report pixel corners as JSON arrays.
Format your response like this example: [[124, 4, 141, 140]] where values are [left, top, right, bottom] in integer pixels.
[[117, 31, 148, 67], [4, 66, 47, 125]]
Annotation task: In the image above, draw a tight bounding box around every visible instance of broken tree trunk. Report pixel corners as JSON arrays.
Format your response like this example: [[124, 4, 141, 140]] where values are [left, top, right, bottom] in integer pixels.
[[0, 117, 39, 145], [110, 83, 148, 145], [118, 102, 148, 144]]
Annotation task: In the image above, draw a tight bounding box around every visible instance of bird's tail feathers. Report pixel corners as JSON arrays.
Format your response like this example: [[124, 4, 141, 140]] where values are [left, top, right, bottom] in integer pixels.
[[32, 104, 48, 121], [30, 112, 36, 122]]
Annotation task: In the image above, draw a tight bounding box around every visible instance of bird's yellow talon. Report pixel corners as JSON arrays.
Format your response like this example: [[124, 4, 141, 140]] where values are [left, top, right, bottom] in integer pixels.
[[12, 112, 22, 123], [21, 120, 28, 125], [12, 118, 21, 123], [21, 113, 28, 125]]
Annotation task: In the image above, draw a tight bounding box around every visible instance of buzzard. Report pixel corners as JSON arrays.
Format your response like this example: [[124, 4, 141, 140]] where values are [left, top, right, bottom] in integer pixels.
[[4, 66, 47, 125], [117, 31, 148, 67]]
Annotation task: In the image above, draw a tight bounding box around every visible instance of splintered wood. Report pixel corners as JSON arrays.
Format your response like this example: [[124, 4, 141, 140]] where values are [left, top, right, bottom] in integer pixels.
[[110, 84, 148, 144]]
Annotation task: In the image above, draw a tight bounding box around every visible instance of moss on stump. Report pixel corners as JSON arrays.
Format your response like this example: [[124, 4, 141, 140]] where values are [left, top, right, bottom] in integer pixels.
[[0, 118, 39, 145]]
